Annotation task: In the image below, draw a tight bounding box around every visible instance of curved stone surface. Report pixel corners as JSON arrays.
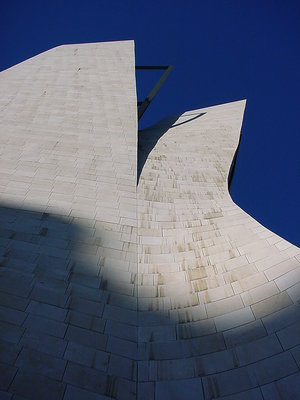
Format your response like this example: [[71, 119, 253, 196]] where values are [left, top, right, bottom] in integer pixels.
[[137, 101, 300, 399], [0, 41, 299, 400]]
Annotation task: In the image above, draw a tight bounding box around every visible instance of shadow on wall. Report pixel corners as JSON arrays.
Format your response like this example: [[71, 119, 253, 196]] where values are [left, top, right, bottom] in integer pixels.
[[137, 112, 206, 184], [0, 202, 144, 314], [227, 132, 242, 191], [1, 104, 300, 399], [1, 204, 300, 399], [0, 203, 129, 322], [0, 204, 139, 398]]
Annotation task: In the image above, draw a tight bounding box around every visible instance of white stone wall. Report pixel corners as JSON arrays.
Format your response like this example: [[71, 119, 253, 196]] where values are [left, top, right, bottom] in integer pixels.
[[0, 41, 138, 399], [137, 101, 300, 399], [0, 41, 299, 400]]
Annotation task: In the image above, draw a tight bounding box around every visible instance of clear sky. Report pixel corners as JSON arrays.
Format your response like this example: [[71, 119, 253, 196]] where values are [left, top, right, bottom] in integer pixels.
[[0, 0, 299, 246]]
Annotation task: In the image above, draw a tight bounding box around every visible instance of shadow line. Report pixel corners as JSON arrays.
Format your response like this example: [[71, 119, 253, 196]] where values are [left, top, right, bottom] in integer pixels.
[[137, 112, 206, 184]]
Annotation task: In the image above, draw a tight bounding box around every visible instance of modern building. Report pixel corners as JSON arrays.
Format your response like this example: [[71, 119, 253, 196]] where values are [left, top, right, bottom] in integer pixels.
[[0, 40, 299, 399]]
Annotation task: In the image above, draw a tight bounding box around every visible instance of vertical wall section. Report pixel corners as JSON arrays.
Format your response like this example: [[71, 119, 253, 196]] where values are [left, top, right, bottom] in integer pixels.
[[0, 41, 138, 399]]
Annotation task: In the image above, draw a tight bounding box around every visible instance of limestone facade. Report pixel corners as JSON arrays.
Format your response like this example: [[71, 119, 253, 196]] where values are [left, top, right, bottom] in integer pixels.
[[0, 40, 299, 399]]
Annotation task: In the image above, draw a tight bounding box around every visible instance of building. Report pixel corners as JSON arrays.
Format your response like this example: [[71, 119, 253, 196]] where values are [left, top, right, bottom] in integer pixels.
[[0, 40, 299, 399]]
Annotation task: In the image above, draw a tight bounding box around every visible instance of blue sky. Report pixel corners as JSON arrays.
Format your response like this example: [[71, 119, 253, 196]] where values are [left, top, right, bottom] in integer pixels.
[[0, 0, 299, 246]]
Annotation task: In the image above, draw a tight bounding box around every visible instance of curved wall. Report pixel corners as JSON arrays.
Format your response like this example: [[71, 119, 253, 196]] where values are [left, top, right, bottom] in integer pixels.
[[0, 41, 299, 400], [137, 101, 300, 400]]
